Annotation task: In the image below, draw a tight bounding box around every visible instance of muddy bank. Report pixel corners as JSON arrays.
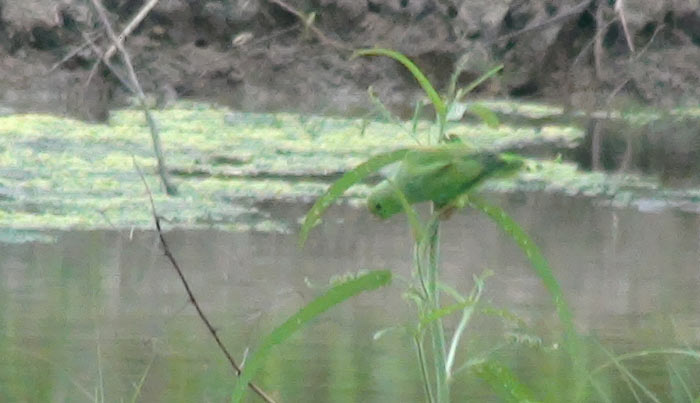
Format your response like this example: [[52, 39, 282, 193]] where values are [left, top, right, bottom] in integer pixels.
[[0, 0, 698, 120]]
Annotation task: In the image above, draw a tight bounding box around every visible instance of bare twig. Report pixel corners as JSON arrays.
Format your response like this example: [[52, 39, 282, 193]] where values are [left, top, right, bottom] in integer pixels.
[[102, 0, 160, 62], [90, 0, 177, 195], [571, 17, 616, 70], [81, 31, 135, 93], [84, 0, 159, 93], [610, 24, 663, 173], [594, 3, 605, 80], [48, 31, 103, 73], [263, 0, 351, 51], [614, 0, 635, 53], [590, 119, 603, 171], [488, 0, 593, 44], [133, 159, 278, 403]]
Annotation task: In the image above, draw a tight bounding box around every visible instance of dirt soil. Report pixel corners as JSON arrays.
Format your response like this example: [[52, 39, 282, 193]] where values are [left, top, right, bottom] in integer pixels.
[[0, 0, 699, 121]]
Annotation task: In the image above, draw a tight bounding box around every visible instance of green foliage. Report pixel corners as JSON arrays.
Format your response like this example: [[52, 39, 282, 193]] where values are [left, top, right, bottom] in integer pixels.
[[473, 361, 542, 403], [298, 148, 410, 246], [464, 195, 588, 400], [231, 270, 392, 402], [354, 48, 446, 123], [367, 148, 523, 218]]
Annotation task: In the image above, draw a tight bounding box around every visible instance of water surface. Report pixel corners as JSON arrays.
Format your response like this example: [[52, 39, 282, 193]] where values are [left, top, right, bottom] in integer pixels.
[[1, 193, 699, 401]]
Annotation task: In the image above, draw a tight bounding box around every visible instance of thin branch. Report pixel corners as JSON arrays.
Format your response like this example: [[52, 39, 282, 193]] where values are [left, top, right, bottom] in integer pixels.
[[488, 0, 593, 44], [90, 0, 177, 195], [81, 30, 135, 93], [594, 3, 605, 80], [48, 31, 103, 73], [133, 159, 278, 403], [85, 0, 159, 89], [263, 0, 351, 51], [614, 0, 635, 53], [102, 0, 160, 62], [591, 119, 603, 171], [571, 17, 616, 70]]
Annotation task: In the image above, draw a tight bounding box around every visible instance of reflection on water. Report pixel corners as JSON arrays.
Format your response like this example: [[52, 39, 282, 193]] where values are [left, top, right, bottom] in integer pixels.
[[0, 193, 699, 401]]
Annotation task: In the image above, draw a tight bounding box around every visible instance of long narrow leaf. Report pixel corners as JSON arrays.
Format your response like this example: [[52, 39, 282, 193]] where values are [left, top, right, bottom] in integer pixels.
[[388, 179, 427, 243], [354, 48, 446, 120], [596, 342, 660, 403], [468, 103, 500, 128], [465, 196, 575, 334], [419, 299, 476, 333], [231, 270, 392, 402], [299, 149, 410, 247], [591, 348, 700, 375], [473, 361, 541, 403], [456, 64, 504, 102], [465, 196, 588, 401]]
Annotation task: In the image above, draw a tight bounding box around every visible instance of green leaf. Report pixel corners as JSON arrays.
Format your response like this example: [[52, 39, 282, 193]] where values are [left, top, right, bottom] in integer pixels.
[[298, 148, 410, 247], [231, 270, 392, 402], [418, 299, 475, 333], [474, 361, 541, 403], [468, 103, 500, 128], [591, 348, 700, 375], [354, 48, 446, 122], [387, 179, 427, 243], [446, 102, 468, 122], [455, 64, 504, 102], [465, 196, 588, 400], [446, 102, 500, 127], [596, 342, 661, 403]]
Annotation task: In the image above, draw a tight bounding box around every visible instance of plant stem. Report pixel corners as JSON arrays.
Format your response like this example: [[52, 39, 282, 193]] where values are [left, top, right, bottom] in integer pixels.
[[424, 217, 449, 402], [414, 335, 435, 403], [446, 277, 484, 379]]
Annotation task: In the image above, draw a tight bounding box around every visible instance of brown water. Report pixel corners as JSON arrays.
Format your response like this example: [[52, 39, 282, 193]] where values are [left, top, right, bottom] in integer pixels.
[[1, 193, 699, 402]]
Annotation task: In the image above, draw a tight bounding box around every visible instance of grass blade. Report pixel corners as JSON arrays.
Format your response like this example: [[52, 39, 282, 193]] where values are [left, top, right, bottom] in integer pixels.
[[465, 196, 587, 401], [456, 64, 504, 102], [299, 149, 410, 247], [591, 348, 700, 375], [465, 196, 576, 336], [468, 103, 500, 128], [354, 48, 446, 121], [596, 342, 660, 403], [473, 360, 541, 403], [419, 299, 476, 332], [388, 179, 427, 243], [667, 361, 693, 403], [130, 351, 155, 403], [231, 270, 392, 402]]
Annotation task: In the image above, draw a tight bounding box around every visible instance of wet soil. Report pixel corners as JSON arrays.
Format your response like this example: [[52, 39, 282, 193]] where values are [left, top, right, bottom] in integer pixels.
[[1, 0, 698, 121]]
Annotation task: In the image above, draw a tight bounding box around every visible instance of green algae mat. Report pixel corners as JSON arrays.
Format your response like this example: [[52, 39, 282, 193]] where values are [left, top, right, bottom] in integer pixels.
[[1, 101, 697, 243]]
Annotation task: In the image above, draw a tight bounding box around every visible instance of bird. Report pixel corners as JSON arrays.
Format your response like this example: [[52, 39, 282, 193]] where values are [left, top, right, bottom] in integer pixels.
[[367, 147, 523, 219]]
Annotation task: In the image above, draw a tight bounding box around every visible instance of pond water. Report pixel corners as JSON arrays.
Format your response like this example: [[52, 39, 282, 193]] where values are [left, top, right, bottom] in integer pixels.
[[1, 193, 699, 402]]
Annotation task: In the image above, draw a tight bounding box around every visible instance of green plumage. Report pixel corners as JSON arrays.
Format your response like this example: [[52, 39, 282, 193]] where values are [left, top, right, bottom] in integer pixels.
[[367, 147, 523, 218]]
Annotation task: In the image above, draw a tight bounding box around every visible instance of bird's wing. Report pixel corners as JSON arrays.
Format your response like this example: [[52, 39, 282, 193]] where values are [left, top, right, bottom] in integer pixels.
[[395, 150, 486, 205]]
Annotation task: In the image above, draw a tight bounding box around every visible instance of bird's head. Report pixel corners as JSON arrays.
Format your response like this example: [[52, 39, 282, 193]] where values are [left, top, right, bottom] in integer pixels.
[[367, 181, 403, 219]]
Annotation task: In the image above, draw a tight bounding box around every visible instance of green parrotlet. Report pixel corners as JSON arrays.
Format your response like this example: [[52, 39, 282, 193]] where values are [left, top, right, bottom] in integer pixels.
[[367, 147, 523, 219]]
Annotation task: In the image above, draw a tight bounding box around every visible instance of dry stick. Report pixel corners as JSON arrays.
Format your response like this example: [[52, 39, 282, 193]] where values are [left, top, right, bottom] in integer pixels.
[[133, 160, 278, 403], [571, 17, 617, 70], [85, 0, 159, 92], [90, 0, 177, 196], [593, 3, 605, 81], [614, 0, 635, 53], [48, 31, 103, 73], [263, 0, 351, 51], [610, 24, 664, 172], [488, 0, 593, 44], [81, 31, 135, 93], [103, 0, 160, 61]]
